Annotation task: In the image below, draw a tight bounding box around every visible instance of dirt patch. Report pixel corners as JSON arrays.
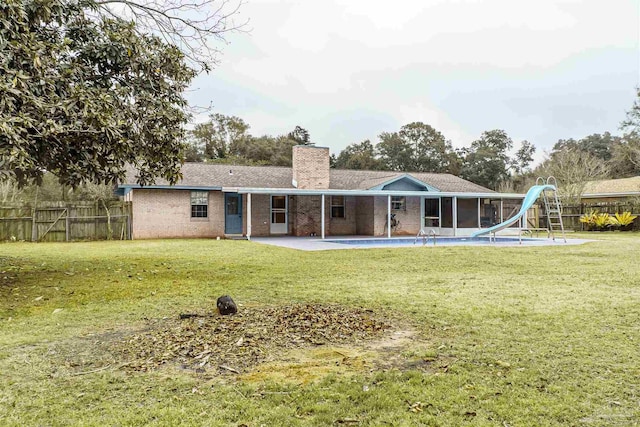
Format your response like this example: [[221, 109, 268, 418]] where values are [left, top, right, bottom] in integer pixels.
[[109, 304, 393, 374], [53, 304, 449, 381]]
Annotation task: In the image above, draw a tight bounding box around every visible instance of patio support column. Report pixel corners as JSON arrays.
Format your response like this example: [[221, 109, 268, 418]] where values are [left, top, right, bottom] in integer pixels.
[[452, 196, 458, 237], [500, 199, 504, 222], [246, 193, 252, 240], [321, 194, 325, 239], [387, 194, 391, 239]]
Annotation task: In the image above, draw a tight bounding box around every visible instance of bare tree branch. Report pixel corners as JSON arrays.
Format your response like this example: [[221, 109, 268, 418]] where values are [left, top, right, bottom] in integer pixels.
[[93, 0, 249, 72], [541, 148, 609, 203]]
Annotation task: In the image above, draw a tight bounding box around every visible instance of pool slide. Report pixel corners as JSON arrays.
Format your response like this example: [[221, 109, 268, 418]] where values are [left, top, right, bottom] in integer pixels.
[[470, 184, 556, 238]]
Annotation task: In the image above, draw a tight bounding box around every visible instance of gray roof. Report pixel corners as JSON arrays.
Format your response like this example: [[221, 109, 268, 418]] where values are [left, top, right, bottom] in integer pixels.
[[582, 176, 640, 196], [123, 163, 493, 193], [329, 169, 493, 192]]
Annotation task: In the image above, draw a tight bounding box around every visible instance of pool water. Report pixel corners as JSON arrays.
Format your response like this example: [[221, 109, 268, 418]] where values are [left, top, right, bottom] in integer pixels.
[[324, 236, 545, 246]]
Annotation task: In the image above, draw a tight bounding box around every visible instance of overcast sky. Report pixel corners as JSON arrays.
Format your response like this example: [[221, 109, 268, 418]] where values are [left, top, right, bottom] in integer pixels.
[[187, 0, 640, 164]]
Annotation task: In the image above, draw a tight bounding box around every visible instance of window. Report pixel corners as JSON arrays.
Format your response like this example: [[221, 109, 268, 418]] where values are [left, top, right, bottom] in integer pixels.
[[191, 191, 208, 218], [391, 196, 406, 211], [331, 196, 345, 218]]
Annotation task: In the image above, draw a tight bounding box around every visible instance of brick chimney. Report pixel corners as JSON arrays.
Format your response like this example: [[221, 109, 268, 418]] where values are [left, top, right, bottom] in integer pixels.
[[292, 145, 330, 189]]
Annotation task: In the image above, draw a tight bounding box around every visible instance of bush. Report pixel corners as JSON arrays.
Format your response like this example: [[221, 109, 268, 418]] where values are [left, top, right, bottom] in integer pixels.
[[580, 210, 637, 231]]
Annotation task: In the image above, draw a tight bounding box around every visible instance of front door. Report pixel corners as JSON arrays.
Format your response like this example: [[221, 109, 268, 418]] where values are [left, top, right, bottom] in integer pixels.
[[225, 193, 243, 234], [270, 195, 288, 234]]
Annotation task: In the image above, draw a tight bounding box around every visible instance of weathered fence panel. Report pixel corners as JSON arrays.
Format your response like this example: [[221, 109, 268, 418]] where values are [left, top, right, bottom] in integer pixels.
[[0, 201, 132, 241]]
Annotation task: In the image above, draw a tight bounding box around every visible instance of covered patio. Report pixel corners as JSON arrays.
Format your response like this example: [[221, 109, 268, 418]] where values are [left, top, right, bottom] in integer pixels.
[[234, 188, 530, 240]]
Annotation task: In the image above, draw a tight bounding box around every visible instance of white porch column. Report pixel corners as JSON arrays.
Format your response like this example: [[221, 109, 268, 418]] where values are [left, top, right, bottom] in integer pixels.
[[321, 194, 325, 239], [246, 193, 252, 240], [500, 199, 504, 222], [387, 194, 391, 239], [452, 196, 458, 236]]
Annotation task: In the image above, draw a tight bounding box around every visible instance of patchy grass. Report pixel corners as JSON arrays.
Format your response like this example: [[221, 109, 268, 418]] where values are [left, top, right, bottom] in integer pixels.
[[1, 233, 639, 426]]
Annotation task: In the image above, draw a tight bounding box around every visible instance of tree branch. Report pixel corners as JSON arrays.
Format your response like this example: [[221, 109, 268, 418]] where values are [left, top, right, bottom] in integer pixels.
[[93, 0, 249, 72]]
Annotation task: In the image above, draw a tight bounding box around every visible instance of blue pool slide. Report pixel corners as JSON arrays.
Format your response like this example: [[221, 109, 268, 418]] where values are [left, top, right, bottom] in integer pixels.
[[471, 184, 555, 238]]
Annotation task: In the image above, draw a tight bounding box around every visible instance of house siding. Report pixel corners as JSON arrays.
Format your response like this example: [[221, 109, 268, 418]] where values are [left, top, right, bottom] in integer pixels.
[[131, 189, 224, 239]]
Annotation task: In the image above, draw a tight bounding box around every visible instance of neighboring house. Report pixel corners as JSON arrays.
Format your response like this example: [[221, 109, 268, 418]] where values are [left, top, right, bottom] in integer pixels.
[[581, 176, 640, 203], [118, 146, 528, 239]]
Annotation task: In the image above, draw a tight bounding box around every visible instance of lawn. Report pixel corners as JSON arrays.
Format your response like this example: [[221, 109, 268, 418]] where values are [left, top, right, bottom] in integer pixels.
[[1, 234, 639, 426]]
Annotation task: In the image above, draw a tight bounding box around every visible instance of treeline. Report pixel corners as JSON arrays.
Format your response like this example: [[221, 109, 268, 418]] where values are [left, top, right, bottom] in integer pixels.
[[1, 175, 118, 205], [184, 114, 313, 166], [184, 90, 640, 194], [185, 114, 536, 190]]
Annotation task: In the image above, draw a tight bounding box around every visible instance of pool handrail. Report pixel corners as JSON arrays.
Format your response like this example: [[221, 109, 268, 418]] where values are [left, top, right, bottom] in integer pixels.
[[414, 228, 437, 246]]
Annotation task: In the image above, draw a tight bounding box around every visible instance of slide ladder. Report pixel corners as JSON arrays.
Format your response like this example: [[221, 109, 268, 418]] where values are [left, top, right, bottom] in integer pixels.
[[537, 176, 566, 242], [471, 177, 567, 243]]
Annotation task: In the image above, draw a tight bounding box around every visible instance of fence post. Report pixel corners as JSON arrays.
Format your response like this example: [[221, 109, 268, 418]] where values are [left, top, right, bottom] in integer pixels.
[[65, 209, 70, 242], [127, 202, 132, 240], [31, 207, 37, 242]]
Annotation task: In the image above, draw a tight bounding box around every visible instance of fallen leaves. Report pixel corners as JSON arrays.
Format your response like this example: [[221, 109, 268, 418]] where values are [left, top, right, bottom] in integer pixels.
[[112, 304, 391, 374]]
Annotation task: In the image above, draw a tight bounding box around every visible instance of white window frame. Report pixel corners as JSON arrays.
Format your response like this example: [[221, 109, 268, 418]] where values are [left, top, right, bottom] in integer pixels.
[[190, 191, 208, 218], [330, 196, 345, 218], [391, 196, 406, 211]]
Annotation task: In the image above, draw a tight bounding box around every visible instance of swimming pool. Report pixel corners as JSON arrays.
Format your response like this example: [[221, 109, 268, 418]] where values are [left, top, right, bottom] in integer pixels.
[[324, 236, 542, 247], [251, 236, 592, 251]]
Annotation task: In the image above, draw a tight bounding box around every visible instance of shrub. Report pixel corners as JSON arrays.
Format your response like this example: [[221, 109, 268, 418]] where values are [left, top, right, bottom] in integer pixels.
[[593, 213, 612, 230], [609, 212, 638, 229], [579, 210, 598, 230]]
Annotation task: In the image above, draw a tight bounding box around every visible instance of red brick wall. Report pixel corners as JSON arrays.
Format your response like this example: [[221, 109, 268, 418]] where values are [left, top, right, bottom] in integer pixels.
[[246, 194, 271, 236], [290, 195, 357, 236], [131, 189, 425, 239], [392, 196, 422, 235], [291, 195, 322, 236], [131, 189, 224, 239], [372, 196, 422, 236], [355, 196, 374, 235]]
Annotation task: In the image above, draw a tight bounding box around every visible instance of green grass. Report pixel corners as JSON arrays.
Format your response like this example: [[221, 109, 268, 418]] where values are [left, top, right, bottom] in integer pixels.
[[1, 233, 639, 426]]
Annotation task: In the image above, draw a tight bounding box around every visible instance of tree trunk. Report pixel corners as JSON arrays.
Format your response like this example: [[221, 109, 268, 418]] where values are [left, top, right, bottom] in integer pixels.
[[101, 199, 112, 240]]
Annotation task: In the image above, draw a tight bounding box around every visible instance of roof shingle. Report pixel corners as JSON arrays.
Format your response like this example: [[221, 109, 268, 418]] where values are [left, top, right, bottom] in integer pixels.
[[123, 163, 494, 193], [583, 176, 640, 195]]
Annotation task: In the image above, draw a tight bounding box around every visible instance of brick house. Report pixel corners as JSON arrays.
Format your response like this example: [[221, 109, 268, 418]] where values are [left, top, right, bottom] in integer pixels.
[[118, 146, 528, 239]]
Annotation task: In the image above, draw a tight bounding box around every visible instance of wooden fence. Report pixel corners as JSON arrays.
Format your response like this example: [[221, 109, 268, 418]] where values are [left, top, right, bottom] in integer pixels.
[[540, 201, 640, 231], [0, 201, 132, 242]]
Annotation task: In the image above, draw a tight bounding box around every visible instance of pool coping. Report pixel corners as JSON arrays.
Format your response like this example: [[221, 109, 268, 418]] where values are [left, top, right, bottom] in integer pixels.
[[249, 236, 595, 251]]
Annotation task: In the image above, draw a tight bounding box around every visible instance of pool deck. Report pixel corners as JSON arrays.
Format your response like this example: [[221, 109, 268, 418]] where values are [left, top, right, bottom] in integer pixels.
[[250, 236, 595, 251]]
